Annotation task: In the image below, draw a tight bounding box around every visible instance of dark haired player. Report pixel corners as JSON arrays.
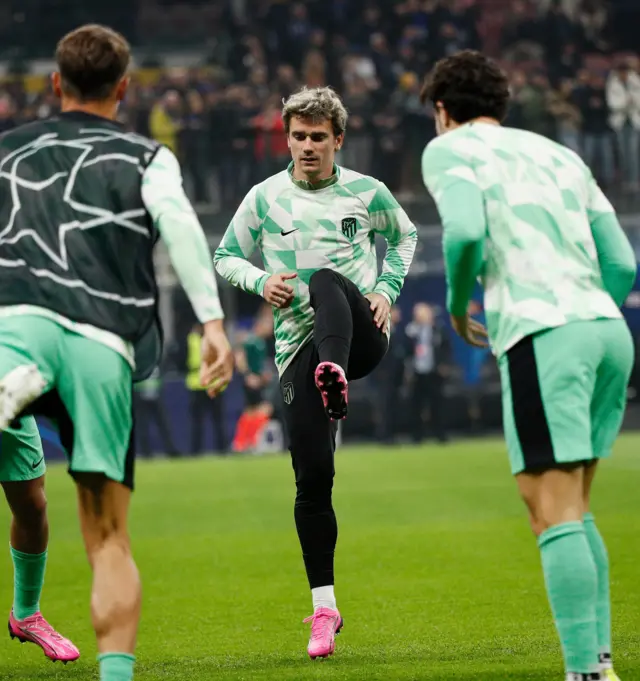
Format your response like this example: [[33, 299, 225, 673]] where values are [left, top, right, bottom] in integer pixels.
[[421, 50, 635, 681], [0, 24, 232, 681]]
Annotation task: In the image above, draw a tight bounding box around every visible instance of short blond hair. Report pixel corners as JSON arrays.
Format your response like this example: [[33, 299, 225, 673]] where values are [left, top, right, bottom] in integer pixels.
[[282, 86, 348, 137]]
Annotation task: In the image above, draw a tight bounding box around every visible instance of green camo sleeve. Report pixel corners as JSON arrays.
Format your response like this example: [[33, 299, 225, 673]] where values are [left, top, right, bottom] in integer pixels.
[[214, 186, 269, 296], [422, 141, 486, 317], [369, 182, 417, 304], [587, 174, 637, 307]]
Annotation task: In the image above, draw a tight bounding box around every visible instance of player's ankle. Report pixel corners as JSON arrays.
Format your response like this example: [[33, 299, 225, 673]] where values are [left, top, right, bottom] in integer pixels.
[[98, 652, 135, 681], [312, 585, 337, 612]]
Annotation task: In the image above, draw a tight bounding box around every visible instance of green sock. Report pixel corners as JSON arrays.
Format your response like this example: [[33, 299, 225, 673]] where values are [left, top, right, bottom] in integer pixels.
[[583, 512, 612, 659], [538, 522, 599, 675], [98, 653, 135, 681], [10, 547, 47, 620]]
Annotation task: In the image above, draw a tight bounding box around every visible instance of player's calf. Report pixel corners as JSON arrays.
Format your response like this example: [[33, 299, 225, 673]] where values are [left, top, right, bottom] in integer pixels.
[[76, 474, 140, 681]]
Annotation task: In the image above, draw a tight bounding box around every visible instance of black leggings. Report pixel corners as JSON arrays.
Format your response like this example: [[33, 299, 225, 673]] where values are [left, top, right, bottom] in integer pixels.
[[280, 269, 388, 588]]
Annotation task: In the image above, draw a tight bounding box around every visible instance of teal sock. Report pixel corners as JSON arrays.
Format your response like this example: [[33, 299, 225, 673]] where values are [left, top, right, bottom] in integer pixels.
[[583, 512, 612, 660], [98, 653, 135, 681], [538, 522, 599, 675], [10, 547, 47, 620]]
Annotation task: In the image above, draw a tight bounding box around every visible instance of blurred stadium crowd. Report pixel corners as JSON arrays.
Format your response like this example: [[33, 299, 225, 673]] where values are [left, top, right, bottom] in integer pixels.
[[0, 0, 639, 205], [4, 0, 640, 453]]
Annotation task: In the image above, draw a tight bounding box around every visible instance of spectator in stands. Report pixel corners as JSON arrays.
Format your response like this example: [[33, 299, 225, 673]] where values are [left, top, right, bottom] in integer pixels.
[[406, 303, 450, 444], [548, 77, 582, 154], [0, 94, 17, 134], [513, 71, 554, 138], [372, 101, 404, 192], [576, 69, 615, 187], [542, 0, 580, 65], [606, 58, 640, 190], [341, 77, 375, 175], [375, 306, 410, 444], [149, 89, 182, 155], [578, 0, 611, 53], [253, 93, 290, 179], [181, 89, 210, 204]]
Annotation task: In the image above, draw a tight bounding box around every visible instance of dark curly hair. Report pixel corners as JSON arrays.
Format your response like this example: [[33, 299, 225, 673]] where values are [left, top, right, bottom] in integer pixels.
[[420, 50, 510, 124]]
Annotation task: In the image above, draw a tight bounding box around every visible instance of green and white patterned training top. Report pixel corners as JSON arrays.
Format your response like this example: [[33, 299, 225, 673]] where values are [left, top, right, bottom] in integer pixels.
[[422, 122, 630, 358], [214, 163, 417, 375]]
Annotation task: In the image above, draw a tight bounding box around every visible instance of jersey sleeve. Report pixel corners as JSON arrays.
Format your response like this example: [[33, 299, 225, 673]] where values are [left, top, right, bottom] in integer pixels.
[[586, 171, 637, 307], [368, 181, 418, 304], [422, 140, 486, 317], [213, 186, 270, 296], [141, 146, 223, 322]]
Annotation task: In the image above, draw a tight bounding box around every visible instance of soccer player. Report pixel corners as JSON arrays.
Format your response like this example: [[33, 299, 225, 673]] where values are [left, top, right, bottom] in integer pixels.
[[0, 24, 233, 681], [214, 86, 417, 658], [421, 50, 635, 681], [3, 419, 79, 662]]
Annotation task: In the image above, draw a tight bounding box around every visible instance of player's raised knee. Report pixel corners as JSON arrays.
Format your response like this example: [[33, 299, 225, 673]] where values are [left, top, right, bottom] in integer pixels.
[[309, 268, 340, 293]]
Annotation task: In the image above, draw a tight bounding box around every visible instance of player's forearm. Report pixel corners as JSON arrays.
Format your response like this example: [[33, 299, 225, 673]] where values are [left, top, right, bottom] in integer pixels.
[[374, 228, 418, 303], [213, 249, 269, 296], [591, 212, 637, 306], [444, 230, 485, 316]]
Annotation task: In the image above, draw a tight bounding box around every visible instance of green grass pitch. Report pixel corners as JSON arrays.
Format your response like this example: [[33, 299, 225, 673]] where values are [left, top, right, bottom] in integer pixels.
[[1, 436, 639, 680]]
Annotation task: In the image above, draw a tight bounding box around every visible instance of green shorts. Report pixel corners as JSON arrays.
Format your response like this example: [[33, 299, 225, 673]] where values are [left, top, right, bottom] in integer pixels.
[[499, 319, 633, 475], [0, 416, 46, 483], [0, 315, 135, 488]]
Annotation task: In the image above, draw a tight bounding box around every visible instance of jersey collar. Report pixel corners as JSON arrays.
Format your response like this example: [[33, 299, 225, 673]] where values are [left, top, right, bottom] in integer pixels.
[[288, 161, 339, 190]]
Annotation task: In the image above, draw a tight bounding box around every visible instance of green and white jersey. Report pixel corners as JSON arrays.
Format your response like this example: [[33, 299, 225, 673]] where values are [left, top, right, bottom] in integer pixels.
[[422, 122, 631, 358], [215, 163, 417, 375]]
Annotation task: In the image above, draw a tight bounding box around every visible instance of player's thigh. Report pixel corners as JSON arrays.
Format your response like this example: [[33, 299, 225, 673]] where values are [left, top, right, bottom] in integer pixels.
[[56, 332, 135, 489], [590, 319, 634, 460], [499, 325, 596, 476], [0, 416, 45, 483], [346, 290, 389, 380], [281, 342, 337, 485]]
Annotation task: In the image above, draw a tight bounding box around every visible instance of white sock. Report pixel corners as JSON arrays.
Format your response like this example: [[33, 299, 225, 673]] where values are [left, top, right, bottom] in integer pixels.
[[311, 585, 336, 612]]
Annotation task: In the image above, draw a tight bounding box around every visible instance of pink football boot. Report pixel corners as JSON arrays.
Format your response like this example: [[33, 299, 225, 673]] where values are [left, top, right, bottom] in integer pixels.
[[303, 607, 343, 659], [314, 362, 348, 420], [9, 610, 80, 663]]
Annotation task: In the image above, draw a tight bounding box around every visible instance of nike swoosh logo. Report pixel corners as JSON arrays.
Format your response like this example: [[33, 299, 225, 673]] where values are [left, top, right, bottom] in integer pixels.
[[281, 229, 299, 236], [32, 456, 44, 470]]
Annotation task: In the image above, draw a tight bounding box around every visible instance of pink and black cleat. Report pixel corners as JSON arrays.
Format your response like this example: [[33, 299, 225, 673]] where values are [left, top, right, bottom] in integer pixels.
[[9, 610, 80, 663], [303, 607, 343, 659], [314, 362, 348, 420]]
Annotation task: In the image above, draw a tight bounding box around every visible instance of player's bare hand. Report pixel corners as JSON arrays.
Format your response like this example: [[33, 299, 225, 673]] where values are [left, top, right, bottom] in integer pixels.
[[450, 314, 489, 348], [366, 293, 391, 333], [263, 273, 297, 309], [199, 320, 234, 397]]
